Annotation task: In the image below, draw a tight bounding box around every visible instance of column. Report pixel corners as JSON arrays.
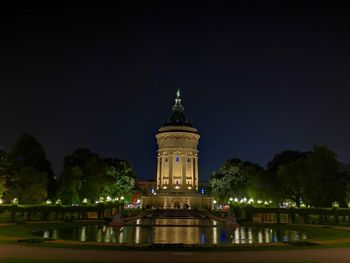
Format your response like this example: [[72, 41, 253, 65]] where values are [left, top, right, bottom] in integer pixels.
[[195, 156, 199, 189], [182, 155, 186, 190], [157, 155, 161, 189], [169, 152, 173, 189]]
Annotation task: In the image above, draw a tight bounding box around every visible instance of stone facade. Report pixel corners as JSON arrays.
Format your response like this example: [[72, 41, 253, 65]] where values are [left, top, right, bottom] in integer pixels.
[[156, 128, 200, 192], [143, 194, 213, 209]]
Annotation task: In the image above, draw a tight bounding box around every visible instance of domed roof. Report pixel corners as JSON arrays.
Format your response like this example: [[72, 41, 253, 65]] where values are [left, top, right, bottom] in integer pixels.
[[158, 89, 198, 134]]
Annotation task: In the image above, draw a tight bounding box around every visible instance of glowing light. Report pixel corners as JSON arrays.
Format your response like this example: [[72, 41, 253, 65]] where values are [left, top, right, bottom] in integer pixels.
[[55, 199, 61, 205], [240, 197, 247, 203], [12, 198, 18, 205], [136, 199, 141, 204], [213, 200, 217, 204], [162, 186, 167, 189], [99, 197, 104, 202], [248, 198, 254, 204], [175, 185, 180, 189], [234, 198, 239, 202], [82, 198, 88, 204], [332, 201, 339, 208], [229, 197, 233, 202], [46, 199, 52, 205], [120, 196, 125, 201], [257, 200, 262, 204], [106, 196, 112, 202], [0, 199, 2, 204]]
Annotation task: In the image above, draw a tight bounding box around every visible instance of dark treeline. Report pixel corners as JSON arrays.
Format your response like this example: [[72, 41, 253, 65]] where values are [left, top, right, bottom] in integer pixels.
[[210, 145, 350, 208], [0, 134, 136, 204]]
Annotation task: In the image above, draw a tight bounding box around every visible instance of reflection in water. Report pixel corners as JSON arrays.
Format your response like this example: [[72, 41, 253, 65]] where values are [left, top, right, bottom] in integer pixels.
[[153, 220, 200, 244], [258, 230, 263, 243], [43, 230, 50, 239], [96, 228, 102, 242], [119, 227, 124, 243], [52, 229, 58, 240], [37, 218, 309, 245], [80, 226, 86, 242]]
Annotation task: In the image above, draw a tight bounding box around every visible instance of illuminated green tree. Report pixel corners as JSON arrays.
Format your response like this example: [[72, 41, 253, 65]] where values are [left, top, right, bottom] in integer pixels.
[[210, 158, 263, 202], [57, 149, 136, 203], [101, 162, 135, 198]]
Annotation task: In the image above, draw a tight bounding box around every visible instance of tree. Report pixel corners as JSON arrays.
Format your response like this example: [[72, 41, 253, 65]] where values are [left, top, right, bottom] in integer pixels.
[[302, 145, 348, 207], [57, 149, 137, 204], [0, 149, 8, 198], [265, 150, 308, 204], [271, 146, 349, 207], [57, 166, 83, 204], [4, 134, 56, 202], [6, 167, 48, 204], [101, 163, 135, 198], [58, 149, 105, 203], [267, 150, 306, 173], [276, 157, 308, 207], [209, 158, 264, 202]]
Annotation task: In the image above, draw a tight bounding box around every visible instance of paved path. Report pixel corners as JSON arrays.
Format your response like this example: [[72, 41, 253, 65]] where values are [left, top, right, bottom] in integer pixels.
[[1, 244, 350, 262]]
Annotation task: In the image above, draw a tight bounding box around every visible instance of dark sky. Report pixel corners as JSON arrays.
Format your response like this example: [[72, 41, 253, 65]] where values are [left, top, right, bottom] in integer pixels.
[[1, 2, 350, 180]]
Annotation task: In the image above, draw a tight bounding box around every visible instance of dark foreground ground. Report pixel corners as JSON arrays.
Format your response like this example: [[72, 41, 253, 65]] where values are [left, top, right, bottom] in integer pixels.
[[1, 244, 350, 263]]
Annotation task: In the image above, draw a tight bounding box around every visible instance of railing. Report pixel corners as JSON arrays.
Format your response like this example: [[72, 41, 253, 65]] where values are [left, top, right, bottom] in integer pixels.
[[233, 206, 350, 225]]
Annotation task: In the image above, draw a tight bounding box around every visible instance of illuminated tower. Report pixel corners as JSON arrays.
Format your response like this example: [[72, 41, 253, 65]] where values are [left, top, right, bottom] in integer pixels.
[[142, 89, 213, 209], [156, 89, 200, 192]]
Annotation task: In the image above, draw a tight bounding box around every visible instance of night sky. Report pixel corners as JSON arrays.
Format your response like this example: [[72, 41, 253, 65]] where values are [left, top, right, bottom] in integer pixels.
[[1, 2, 350, 180]]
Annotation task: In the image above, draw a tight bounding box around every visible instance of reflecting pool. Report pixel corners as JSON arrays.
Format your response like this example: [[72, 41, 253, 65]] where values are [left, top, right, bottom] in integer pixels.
[[35, 218, 310, 245]]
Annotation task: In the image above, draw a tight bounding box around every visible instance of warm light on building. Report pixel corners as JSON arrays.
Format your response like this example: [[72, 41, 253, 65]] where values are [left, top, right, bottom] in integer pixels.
[[142, 89, 213, 209]]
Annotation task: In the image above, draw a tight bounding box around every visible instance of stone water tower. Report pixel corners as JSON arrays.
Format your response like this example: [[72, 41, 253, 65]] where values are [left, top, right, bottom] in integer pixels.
[[142, 90, 213, 209], [156, 89, 200, 193]]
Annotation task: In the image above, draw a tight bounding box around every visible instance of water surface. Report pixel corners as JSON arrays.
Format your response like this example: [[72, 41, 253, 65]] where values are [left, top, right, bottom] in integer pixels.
[[36, 218, 309, 245]]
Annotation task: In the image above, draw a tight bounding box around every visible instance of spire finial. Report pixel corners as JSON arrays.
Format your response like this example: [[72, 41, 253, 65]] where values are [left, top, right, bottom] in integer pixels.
[[176, 88, 181, 99], [173, 89, 184, 112]]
